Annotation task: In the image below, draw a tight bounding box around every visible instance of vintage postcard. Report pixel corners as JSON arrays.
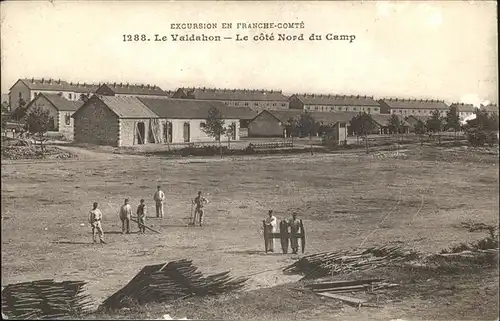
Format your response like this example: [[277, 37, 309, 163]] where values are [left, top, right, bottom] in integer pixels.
[[1, 1, 498, 320]]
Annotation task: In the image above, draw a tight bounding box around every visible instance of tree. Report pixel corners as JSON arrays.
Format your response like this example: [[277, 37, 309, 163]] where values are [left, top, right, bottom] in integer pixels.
[[225, 122, 235, 149], [25, 105, 53, 153], [350, 112, 376, 153], [297, 111, 320, 155], [426, 109, 443, 144], [443, 105, 461, 139], [285, 116, 299, 145], [387, 114, 402, 135], [414, 120, 427, 146], [13, 98, 27, 121], [201, 107, 226, 158], [79, 93, 90, 102], [465, 109, 499, 146]]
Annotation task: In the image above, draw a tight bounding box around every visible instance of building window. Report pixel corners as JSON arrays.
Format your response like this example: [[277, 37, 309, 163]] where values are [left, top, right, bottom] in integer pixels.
[[367, 107, 371, 113], [281, 103, 286, 107], [69, 93, 72, 100], [374, 108, 378, 111], [224, 102, 228, 105], [245, 102, 249, 106], [272, 103, 277, 107], [65, 113, 71, 125], [18, 92, 22, 99], [235, 102, 239, 106], [254, 102, 259, 106], [353, 107, 357, 111]]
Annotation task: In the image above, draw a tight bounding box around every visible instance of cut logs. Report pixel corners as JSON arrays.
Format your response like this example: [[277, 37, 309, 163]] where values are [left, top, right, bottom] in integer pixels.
[[1, 279, 92, 319], [99, 259, 248, 311]]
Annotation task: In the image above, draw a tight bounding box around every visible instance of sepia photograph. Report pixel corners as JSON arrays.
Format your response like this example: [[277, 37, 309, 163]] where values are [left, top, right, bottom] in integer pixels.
[[0, 1, 498, 320]]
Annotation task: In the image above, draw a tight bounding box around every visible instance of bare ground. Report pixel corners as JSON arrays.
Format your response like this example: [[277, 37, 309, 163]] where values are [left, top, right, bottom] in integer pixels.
[[1, 144, 498, 319]]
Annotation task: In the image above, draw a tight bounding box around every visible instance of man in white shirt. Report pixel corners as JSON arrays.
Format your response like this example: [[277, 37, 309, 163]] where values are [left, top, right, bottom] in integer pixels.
[[153, 186, 165, 218], [119, 199, 132, 234], [89, 202, 105, 243], [264, 210, 277, 252]]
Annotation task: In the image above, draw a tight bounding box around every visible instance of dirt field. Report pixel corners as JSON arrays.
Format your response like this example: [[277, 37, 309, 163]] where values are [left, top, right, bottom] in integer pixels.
[[1, 144, 498, 319]]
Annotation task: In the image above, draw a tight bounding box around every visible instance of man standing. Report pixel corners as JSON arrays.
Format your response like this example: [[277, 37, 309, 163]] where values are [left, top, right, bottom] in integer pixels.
[[136, 199, 147, 234], [264, 210, 277, 252], [153, 186, 165, 218], [119, 199, 132, 234], [193, 191, 209, 227], [88, 202, 105, 244], [288, 212, 302, 254]]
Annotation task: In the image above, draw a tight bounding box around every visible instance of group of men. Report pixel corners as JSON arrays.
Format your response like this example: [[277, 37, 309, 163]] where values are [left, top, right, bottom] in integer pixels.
[[264, 210, 303, 254], [87, 186, 209, 244]]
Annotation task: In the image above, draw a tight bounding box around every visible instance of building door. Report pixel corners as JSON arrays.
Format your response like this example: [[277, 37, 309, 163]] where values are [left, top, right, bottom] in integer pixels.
[[164, 121, 173, 143], [137, 122, 145, 144], [183, 122, 190, 143]]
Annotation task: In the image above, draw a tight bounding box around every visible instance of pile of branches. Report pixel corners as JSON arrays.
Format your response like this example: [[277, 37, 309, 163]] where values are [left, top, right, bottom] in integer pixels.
[[99, 259, 248, 311], [1, 279, 92, 319], [283, 245, 415, 279]]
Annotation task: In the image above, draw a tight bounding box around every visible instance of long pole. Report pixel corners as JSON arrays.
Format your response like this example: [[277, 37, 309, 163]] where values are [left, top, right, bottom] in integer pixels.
[[130, 217, 160, 234]]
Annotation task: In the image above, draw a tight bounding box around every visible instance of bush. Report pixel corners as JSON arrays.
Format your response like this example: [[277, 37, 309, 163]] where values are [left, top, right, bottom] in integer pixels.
[[467, 129, 499, 147]]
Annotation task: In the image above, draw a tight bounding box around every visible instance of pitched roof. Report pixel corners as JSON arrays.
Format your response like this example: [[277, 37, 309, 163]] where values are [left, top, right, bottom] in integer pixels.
[[38, 93, 84, 111], [406, 115, 431, 122], [293, 94, 380, 107], [176, 88, 289, 101], [13, 78, 100, 93], [379, 98, 449, 110], [98, 95, 159, 118], [259, 110, 360, 125], [138, 98, 257, 120], [450, 103, 476, 112], [370, 114, 410, 127], [97, 83, 169, 96]]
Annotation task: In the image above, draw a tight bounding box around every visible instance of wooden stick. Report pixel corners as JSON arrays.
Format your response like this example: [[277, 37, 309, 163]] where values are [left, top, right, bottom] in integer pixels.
[[130, 217, 160, 234]]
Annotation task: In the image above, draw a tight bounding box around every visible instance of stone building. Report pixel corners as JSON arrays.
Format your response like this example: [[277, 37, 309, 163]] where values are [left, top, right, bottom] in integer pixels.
[[172, 87, 289, 111], [289, 94, 381, 114]]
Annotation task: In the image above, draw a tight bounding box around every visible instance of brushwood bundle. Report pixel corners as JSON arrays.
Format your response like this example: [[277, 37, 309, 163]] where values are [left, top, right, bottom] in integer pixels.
[[283, 245, 415, 279], [1, 279, 92, 319], [99, 259, 248, 311]]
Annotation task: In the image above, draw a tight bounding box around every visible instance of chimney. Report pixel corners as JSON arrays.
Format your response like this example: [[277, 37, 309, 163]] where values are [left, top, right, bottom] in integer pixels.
[[113, 82, 116, 87], [58, 79, 61, 84], [48, 79, 52, 84], [31, 77, 34, 83], [41, 78, 44, 84]]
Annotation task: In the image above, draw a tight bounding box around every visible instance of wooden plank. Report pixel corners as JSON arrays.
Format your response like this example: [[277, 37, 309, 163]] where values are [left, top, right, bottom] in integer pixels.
[[312, 284, 370, 293], [307, 278, 383, 289], [317, 292, 367, 305]]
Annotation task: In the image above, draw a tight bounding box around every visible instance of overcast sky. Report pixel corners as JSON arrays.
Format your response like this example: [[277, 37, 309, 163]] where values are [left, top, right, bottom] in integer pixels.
[[1, 1, 497, 106]]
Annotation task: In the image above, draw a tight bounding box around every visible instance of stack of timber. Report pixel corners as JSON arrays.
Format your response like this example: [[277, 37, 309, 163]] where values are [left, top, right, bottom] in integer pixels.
[[283, 245, 412, 279], [1, 279, 92, 319], [99, 259, 248, 311]]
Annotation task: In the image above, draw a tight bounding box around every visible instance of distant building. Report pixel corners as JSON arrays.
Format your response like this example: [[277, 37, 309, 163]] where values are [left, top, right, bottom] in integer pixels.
[[24, 93, 83, 140], [72, 95, 255, 147], [172, 87, 289, 111], [95, 83, 171, 99], [248, 110, 359, 137], [289, 94, 381, 114], [405, 115, 431, 131], [9, 78, 99, 111], [378, 98, 449, 117], [449, 103, 476, 121]]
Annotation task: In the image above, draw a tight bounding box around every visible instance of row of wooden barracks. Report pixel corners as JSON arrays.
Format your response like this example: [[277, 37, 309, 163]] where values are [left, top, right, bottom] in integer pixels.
[[6, 78, 498, 147]]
